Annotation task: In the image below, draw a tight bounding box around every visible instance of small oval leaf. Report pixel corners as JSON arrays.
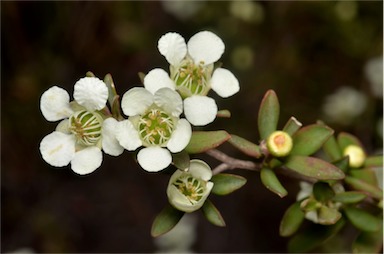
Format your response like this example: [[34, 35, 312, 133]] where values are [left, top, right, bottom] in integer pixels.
[[258, 90, 280, 140], [337, 132, 363, 151], [151, 204, 185, 237], [280, 201, 305, 237], [211, 173, 247, 195], [313, 182, 335, 202], [332, 191, 367, 204], [290, 124, 334, 156], [349, 169, 379, 186], [344, 176, 382, 200], [285, 155, 345, 180], [282, 116, 303, 136], [343, 206, 381, 232], [322, 134, 343, 161], [184, 131, 231, 154], [260, 168, 288, 198], [217, 109, 231, 118], [364, 155, 383, 168], [202, 199, 226, 227], [228, 134, 262, 158]]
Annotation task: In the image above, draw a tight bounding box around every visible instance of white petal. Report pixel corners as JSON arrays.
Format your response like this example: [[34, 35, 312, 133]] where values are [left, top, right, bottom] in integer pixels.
[[73, 77, 108, 111], [154, 88, 183, 117], [115, 120, 142, 151], [40, 86, 73, 121], [158, 32, 187, 66], [55, 119, 71, 134], [144, 68, 176, 95], [189, 159, 212, 181], [167, 119, 192, 153], [187, 31, 225, 65], [183, 95, 218, 126], [167, 185, 198, 213], [210, 68, 240, 98], [71, 147, 102, 175], [137, 147, 172, 172], [39, 131, 76, 167], [121, 87, 153, 116], [102, 118, 124, 156]]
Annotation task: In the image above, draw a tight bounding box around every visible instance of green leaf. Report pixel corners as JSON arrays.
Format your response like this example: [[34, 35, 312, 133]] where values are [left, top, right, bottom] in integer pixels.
[[287, 217, 345, 253], [184, 131, 231, 154], [349, 169, 379, 186], [280, 201, 305, 237], [258, 90, 280, 140], [290, 124, 334, 156], [364, 155, 383, 168], [228, 134, 262, 158], [332, 191, 367, 204], [217, 109, 231, 118], [343, 206, 381, 232], [172, 151, 190, 171], [151, 204, 185, 237], [211, 173, 247, 196], [260, 168, 288, 198], [322, 134, 343, 161], [318, 205, 342, 225], [282, 116, 302, 136], [285, 155, 345, 180], [313, 182, 335, 202], [337, 132, 363, 151], [352, 223, 383, 253], [202, 199, 226, 227], [344, 176, 382, 200], [333, 157, 350, 173]]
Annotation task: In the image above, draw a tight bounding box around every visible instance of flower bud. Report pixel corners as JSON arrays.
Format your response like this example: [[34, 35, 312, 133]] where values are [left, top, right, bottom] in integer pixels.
[[343, 145, 366, 168], [266, 131, 293, 157]]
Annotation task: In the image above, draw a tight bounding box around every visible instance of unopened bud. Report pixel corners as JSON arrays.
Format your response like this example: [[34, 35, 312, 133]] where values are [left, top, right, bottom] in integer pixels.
[[343, 145, 366, 168], [267, 131, 293, 157]]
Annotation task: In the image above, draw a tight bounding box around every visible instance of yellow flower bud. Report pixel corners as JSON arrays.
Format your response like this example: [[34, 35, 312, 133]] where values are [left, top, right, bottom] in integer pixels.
[[267, 131, 293, 157], [343, 145, 366, 168]]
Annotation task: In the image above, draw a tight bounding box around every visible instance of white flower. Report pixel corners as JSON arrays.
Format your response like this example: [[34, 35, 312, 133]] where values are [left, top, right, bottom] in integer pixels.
[[167, 159, 214, 213], [39, 77, 124, 175], [322, 86, 367, 125], [364, 55, 383, 98], [144, 31, 240, 126], [115, 87, 192, 172]]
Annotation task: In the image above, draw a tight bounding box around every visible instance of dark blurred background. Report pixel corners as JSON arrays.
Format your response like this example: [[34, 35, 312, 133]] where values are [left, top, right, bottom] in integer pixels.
[[1, 1, 382, 253]]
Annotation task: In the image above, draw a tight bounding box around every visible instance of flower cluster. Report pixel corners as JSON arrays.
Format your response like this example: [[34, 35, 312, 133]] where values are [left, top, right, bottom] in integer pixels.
[[39, 31, 238, 214]]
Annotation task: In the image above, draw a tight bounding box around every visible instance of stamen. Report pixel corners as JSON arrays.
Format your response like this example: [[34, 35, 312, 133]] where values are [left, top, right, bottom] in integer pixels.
[[69, 110, 102, 146], [173, 174, 206, 205]]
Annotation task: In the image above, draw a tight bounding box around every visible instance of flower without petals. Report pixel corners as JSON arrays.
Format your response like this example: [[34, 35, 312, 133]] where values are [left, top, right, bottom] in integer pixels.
[[116, 87, 192, 172], [167, 160, 214, 213], [39, 77, 124, 175], [144, 31, 240, 126]]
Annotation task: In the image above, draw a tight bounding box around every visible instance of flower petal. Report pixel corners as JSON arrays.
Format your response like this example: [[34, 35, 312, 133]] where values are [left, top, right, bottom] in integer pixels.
[[115, 119, 142, 151], [121, 87, 153, 116], [73, 77, 108, 111], [183, 95, 218, 126], [137, 146, 172, 172], [158, 32, 187, 66], [40, 86, 73, 121], [39, 131, 76, 167], [71, 147, 102, 175], [167, 185, 198, 213], [55, 119, 71, 134], [187, 31, 225, 65], [210, 68, 240, 98], [154, 88, 183, 117], [167, 119, 192, 153], [144, 68, 176, 95], [102, 118, 124, 156], [189, 159, 212, 181]]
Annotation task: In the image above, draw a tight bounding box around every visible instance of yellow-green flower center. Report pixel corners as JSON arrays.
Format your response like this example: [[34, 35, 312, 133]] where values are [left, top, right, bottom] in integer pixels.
[[69, 110, 103, 146], [138, 108, 175, 146], [173, 174, 206, 204], [172, 60, 211, 96]]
